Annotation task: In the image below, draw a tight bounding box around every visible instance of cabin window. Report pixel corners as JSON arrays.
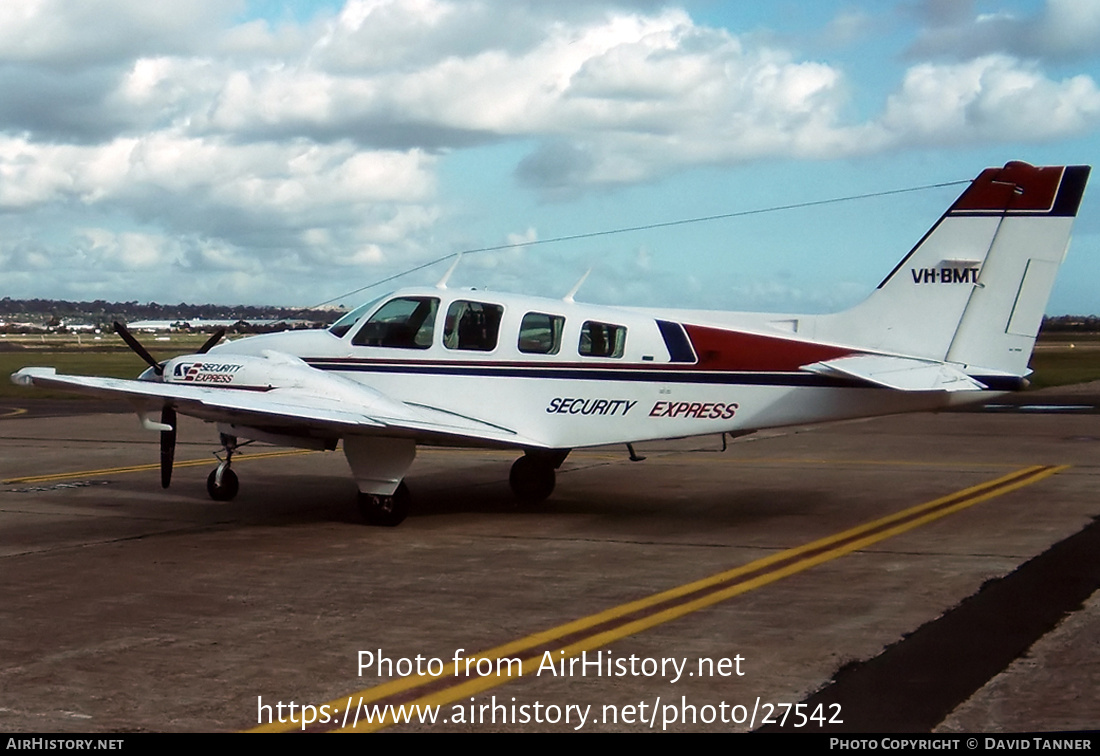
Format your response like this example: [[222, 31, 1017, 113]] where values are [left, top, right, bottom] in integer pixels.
[[518, 312, 565, 355], [443, 300, 504, 351], [579, 321, 626, 358], [352, 297, 438, 349]]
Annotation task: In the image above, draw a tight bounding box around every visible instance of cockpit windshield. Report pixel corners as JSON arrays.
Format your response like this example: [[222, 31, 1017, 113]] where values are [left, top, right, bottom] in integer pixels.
[[328, 295, 386, 338], [352, 296, 439, 349]]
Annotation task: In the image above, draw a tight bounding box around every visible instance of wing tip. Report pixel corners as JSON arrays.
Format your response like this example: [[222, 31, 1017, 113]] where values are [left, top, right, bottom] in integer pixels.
[[11, 367, 57, 386]]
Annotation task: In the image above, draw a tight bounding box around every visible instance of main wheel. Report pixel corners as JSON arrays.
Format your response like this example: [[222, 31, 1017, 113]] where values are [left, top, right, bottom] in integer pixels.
[[509, 455, 556, 503], [206, 467, 239, 501], [358, 481, 410, 527]]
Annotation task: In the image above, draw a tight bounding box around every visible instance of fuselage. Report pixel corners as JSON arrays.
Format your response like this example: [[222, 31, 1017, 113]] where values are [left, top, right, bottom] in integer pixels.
[[196, 286, 986, 450]]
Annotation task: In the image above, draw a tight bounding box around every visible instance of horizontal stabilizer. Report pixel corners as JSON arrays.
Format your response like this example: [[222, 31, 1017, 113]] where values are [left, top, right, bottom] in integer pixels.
[[801, 355, 986, 392]]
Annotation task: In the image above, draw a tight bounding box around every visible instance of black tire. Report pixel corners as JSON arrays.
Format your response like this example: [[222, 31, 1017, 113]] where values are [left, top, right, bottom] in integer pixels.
[[206, 467, 239, 502], [358, 481, 410, 527], [509, 455, 556, 503]]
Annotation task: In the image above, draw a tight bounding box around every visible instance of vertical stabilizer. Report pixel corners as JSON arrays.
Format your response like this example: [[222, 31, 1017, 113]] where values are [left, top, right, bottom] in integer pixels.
[[817, 162, 1090, 378]]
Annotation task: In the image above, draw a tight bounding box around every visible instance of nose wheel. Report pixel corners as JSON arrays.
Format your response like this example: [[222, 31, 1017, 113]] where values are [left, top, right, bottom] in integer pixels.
[[207, 466, 239, 501], [206, 433, 241, 502]]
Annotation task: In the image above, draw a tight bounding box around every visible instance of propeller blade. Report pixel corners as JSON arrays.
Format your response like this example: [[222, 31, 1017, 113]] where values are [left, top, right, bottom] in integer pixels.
[[198, 328, 226, 354], [113, 321, 162, 375], [160, 406, 176, 489]]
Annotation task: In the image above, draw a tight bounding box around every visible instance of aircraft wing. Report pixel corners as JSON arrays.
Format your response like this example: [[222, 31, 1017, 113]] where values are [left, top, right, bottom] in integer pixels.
[[11, 367, 532, 447], [799, 355, 987, 392]]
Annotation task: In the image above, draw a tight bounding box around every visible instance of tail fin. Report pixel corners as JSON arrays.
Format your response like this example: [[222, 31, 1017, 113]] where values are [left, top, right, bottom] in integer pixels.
[[817, 161, 1090, 380]]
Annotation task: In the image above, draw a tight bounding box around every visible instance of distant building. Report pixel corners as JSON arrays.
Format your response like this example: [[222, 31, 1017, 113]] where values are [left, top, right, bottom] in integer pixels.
[[127, 318, 316, 332]]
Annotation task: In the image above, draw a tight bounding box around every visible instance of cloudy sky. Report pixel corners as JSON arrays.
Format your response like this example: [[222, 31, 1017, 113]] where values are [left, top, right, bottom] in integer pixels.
[[2, 0, 1098, 314]]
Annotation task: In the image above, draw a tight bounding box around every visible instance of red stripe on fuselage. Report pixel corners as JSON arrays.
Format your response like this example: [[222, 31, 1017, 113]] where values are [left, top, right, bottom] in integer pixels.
[[682, 324, 852, 371]]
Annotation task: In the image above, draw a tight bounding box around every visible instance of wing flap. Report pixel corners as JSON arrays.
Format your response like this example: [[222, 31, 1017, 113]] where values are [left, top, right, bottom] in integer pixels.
[[801, 355, 987, 392]]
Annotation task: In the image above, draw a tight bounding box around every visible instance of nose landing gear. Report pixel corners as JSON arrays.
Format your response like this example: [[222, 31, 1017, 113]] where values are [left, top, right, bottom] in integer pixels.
[[206, 433, 240, 502]]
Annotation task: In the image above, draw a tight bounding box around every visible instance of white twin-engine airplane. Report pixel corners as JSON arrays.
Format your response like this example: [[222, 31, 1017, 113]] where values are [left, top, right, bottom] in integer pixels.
[[12, 161, 1092, 526]]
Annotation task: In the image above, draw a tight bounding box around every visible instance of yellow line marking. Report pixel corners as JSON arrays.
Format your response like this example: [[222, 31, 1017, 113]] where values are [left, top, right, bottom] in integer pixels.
[[2, 449, 320, 485], [248, 464, 1067, 732], [0, 407, 28, 418]]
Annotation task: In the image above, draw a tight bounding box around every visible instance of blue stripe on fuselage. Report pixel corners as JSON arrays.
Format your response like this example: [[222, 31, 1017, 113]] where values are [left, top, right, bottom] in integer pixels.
[[301, 358, 1015, 391], [303, 358, 868, 388]]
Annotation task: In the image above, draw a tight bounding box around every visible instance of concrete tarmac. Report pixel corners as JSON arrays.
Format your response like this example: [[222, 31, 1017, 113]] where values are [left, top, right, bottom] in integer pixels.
[[1, 387, 1098, 733]]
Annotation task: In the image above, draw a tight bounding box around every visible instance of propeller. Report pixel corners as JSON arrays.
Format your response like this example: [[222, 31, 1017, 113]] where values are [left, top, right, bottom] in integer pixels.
[[160, 406, 176, 488], [113, 321, 162, 374], [113, 321, 227, 373], [198, 328, 227, 354], [112, 321, 227, 488]]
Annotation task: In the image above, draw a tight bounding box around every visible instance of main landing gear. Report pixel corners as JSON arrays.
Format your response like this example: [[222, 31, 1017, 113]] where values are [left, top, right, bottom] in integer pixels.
[[343, 436, 417, 527], [206, 433, 240, 502], [357, 482, 411, 527], [509, 450, 570, 503]]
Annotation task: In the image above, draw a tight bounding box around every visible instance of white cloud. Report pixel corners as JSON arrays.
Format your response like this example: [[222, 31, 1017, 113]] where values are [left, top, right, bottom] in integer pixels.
[[0, 132, 436, 215], [11, 1, 1093, 192], [876, 56, 1100, 147], [1, 0, 1098, 306], [908, 0, 1100, 61], [0, 0, 238, 66], [506, 227, 538, 246], [0, 127, 441, 305], [193, 6, 858, 188], [1034, 0, 1100, 59], [76, 229, 179, 270]]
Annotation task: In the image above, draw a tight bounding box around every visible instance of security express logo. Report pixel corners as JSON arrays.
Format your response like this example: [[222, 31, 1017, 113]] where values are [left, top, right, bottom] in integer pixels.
[[173, 362, 244, 383]]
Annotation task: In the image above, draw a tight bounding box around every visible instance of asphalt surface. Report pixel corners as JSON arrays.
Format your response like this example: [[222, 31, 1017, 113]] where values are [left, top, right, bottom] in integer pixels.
[[1, 386, 1098, 733]]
